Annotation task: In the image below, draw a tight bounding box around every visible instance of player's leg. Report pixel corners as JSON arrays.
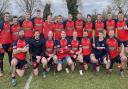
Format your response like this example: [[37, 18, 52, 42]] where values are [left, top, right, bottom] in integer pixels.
[[41, 57, 48, 78], [91, 54, 99, 72], [0, 52, 4, 76], [77, 54, 84, 75], [53, 55, 58, 72], [32, 56, 39, 77], [103, 56, 110, 72], [57, 60, 63, 72], [11, 58, 18, 86], [66, 56, 75, 73], [83, 55, 90, 71]]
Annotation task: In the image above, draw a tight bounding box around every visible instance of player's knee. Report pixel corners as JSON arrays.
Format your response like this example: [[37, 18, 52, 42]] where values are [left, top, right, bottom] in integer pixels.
[[11, 58, 17, 66]]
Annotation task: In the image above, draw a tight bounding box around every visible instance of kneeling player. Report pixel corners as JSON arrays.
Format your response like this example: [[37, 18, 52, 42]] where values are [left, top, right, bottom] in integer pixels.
[[70, 31, 83, 75], [11, 30, 29, 86], [45, 31, 58, 72], [30, 30, 47, 78], [93, 31, 109, 72], [106, 30, 127, 77], [81, 30, 97, 72], [57, 31, 74, 73]]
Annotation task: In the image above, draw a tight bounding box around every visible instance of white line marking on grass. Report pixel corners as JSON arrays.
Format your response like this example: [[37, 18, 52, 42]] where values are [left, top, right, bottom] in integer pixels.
[[24, 72, 33, 89]]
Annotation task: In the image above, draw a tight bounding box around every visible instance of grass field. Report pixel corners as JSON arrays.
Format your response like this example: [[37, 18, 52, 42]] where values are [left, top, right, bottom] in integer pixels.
[[0, 55, 128, 89]]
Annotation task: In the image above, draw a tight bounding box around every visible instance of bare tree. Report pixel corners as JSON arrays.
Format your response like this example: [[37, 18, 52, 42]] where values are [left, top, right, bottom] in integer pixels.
[[15, 0, 40, 17], [0, 0, 9, 17], [109, 0, 128, 15]]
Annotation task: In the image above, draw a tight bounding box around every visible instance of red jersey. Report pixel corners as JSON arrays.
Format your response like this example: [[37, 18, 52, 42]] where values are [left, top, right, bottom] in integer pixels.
[[65, 20, 74, 36], [0, 22, 12, 44], [106, 19, 116, 35], [117, 20, 128, 41], [84, 22, 93, 38], [57, 39, 69, 59], [75, 20, 84, 37], [81, 38, 92, 56], [13, 39, 28, 60], [43, 21, 55, 39], [95, 21, 104, 37], [11, 24, 20, 42], [22, 20, 33, 38], [54, 22, 64, 40], [46, 39, 54, 54], [106, 38, 121, 59], [33, 17, 44, 34], [70, 39, 79, 57]]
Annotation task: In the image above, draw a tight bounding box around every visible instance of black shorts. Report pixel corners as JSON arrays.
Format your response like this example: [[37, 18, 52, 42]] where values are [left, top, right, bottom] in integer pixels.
[[109, 55, 121, 69], [16, 60, 27, 70], [32, 56, 40, 69], [83, 55, 90, 64], [122, 40, 128, 47], [95, 54, 107, 64]]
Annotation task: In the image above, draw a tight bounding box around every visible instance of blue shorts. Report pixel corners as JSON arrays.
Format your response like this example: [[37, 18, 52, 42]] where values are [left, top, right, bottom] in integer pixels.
[[67, 36, 73, 44], [58, 56, 71, 64], [54, 40, 60, 46], [83, 55, 90, 64]]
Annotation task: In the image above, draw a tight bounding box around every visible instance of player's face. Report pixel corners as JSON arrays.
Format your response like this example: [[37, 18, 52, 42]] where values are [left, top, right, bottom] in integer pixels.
[[87, 16, 91, 22], [118, 14, 124, 21], [109, 30, 114, 38], [48, 31, 53, 39], [25, 12, 30, 19], [61, 31, 66, 38], [73, 32, 77, 38], [107, 14, 112, 20], [4, 14, 10, 21], [34, 31, 40, 38], [36, 11, 41, 17], [57, 16, 62, 23], [13, 18, 18, 24], [77, 14, 82, 20], [47, 15, 52, 22], [99, 32, 104, 38], [97, 15, 102, 21], [19, 30, 25, 39], [68, 15, 72, 21], [83, 32, 88, 38]]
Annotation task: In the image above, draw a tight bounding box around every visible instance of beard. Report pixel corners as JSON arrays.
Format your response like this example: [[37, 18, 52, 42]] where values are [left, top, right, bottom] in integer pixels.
[[19, 35, 24, 40]]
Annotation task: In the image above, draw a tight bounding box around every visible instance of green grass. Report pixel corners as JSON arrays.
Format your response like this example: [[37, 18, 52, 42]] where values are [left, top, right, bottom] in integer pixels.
[[0, 55, 128, 89]]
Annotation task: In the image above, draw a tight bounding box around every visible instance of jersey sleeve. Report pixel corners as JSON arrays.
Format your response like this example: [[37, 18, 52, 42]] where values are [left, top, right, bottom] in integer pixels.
[[13, 40, 18, 49]]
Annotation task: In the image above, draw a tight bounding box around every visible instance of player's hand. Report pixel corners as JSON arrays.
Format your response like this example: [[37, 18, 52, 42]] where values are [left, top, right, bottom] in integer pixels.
[[92, 43, 95, 47], [36, 56, 41, 63], [0, 43, 2, 48], [70, 50, 74, 54], [60, 50, 63, 53]]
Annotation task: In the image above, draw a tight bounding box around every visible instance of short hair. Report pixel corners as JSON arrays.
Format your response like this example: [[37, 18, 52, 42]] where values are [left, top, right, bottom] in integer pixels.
[[99, 30, 104, 34], [36, 9, 41, 12], [87, 14, 91, 18], [4, 12, 10, 15], [13, 16, 18, 18]]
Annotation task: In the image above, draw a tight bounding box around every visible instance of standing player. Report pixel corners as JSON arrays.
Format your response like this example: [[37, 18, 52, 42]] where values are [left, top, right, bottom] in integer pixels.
[[45, 31, 58, 72], [65, 14, 75, 44], [105, 13, 116, 37], [94, 14, 105, 37], [11, 30, 29, 86], [106, 30, 127, 77], [70, 31, 82, 74], [81, 30, 96, 72], [0, 12, 12, 76], [57, 31, 74, 73], [43, 15, 55, 39], [116, 12, 128, 68], [84, 14, 93, 38], [30, 30, 47, 78], [32, 9, 44, 37], [21, 11, 33, 40], [54, 15, 64, 46], [11, 16, 21, 43], [93, 31, 109, 72], [75, 13, 84, 43]]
